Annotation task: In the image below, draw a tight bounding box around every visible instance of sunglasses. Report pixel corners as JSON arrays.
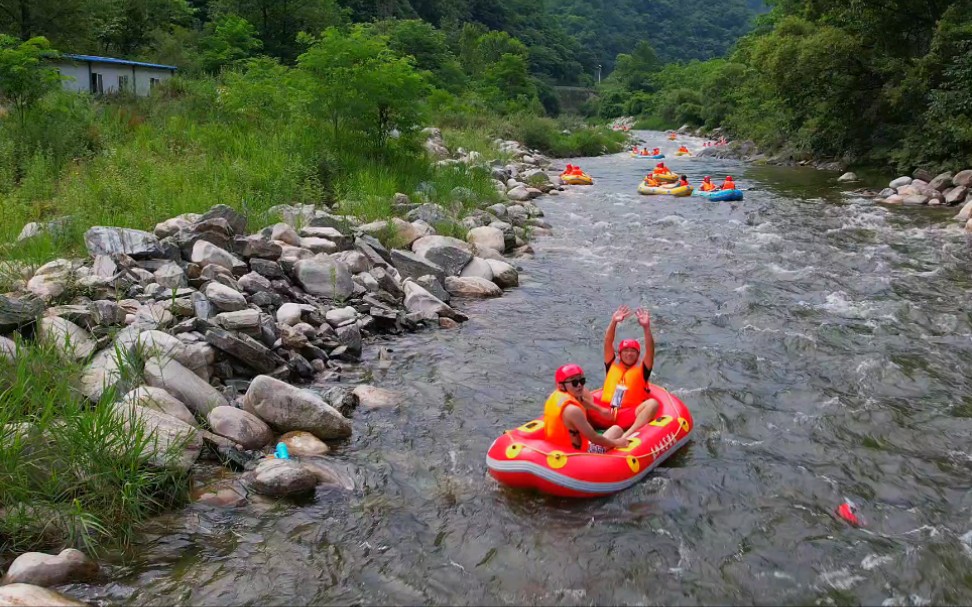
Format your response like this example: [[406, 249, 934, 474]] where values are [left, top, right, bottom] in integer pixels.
[[564, 377, 587, 388]]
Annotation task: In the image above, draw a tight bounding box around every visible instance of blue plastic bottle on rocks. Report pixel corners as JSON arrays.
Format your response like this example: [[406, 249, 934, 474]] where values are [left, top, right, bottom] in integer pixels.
[[275, 442, 290, 460]]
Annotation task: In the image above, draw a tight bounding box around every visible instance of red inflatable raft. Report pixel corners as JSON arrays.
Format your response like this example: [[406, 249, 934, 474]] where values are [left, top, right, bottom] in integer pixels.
[[486, 385, 693, 498]]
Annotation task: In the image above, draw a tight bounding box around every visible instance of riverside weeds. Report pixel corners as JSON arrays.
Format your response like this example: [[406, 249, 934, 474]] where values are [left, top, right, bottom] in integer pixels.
[[0, 337, 189, 557]]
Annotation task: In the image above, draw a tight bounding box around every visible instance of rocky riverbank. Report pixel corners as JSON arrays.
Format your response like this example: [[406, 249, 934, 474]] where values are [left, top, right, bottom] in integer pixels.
[[0, 131, 576, 605]]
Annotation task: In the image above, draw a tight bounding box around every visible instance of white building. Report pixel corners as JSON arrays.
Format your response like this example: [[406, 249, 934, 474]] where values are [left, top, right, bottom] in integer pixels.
[[54, 54, 177, 97]]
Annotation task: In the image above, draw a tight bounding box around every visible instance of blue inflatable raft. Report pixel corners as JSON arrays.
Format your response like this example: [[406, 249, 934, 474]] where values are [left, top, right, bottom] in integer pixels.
[[693, 189, 744, 202]]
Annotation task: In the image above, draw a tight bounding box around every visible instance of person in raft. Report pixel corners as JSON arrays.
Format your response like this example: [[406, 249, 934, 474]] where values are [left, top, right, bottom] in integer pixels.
[[653, 162, 670, 174], [720, 175, 737, 190], [544, 364, 629, 454], [677, 175, 690, 187], [589, 305, 661, 440], [678, 145, 690, 154], [699, 175, 717, 191]]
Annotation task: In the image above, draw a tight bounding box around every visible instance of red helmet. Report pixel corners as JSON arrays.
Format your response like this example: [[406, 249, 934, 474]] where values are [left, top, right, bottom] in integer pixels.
[[618, 339, 641, 353], [703, 176, 711, 180], [555, 364, 584, 383], [726, 175, 734, 180]]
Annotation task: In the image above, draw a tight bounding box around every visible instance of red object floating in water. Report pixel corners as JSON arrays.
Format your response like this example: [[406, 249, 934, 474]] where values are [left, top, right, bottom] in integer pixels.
[[836, 501, 861, 526]]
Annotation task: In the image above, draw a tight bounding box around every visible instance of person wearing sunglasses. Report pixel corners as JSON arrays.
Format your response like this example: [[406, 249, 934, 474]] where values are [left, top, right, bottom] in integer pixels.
[[543, 364, 628, 454], [591, 305, 660, 440]]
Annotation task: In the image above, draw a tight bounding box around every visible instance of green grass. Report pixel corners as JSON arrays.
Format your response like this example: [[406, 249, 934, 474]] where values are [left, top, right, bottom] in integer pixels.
[[0, 337, 189, 556]]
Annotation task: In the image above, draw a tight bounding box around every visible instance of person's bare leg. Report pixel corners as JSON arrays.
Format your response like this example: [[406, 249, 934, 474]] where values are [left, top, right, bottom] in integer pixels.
[[603, 426, 624, 440], [621, 398, 660, 439]]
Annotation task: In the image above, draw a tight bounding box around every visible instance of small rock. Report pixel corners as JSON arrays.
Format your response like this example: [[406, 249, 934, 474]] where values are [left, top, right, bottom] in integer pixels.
[[205, 327, 285, 375], [837, 172, 858, 183], [276, 302, 309, 326], [249, 258, 285, 278], [928, 172, 953, 191], [153, 262, 186, 288], [945, 185, 968, 205], [390, 249, 446, 283], [439, 317, 460, 329], [403, 279, 466, 321], [913, 168, 934, 182], [444, 276, 503, 298], [215, 309, 260, 331], [270, 223, 301, 246], [416, 275, 450, 302], [238, 272, 272, 295], [325, 306, 358, 327], [245, 458, 318, 498], [300, 237, 337, 254], [411, 235, 473, 276], [208, 406, 274, 450], [955, 199, 972, 222], [352, 385, 399, 409], [190, 240, 245, 273], [279, 430, 329, 456], [204, 282, 247, 312]]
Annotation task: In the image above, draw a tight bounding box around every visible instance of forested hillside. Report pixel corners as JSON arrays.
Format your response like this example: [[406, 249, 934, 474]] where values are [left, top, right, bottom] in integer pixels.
[[0, 0, 761, 85], [548, 0, 762, 68], [600, 0, 972, 171]]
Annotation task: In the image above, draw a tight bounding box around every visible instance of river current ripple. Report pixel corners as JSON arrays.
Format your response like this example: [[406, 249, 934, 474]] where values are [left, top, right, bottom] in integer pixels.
[[74, 133, 972, 606]]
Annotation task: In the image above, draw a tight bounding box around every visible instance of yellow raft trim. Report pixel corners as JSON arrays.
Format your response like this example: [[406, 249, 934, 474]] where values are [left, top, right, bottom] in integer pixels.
[[638, 184, 694, 197]]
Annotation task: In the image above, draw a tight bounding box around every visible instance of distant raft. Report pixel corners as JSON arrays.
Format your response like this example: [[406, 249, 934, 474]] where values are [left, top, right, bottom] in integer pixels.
[[638, 183, 693, 197], [561, 173, 594, 185], [693, 189, 744, 201]]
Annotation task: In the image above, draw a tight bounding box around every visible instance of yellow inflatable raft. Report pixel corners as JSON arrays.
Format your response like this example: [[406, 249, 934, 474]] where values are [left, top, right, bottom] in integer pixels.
[[561, 173, 594, 185], [650, 172, 679, 184], [638, 183, 693, 197], [674, 151, 693, 157]]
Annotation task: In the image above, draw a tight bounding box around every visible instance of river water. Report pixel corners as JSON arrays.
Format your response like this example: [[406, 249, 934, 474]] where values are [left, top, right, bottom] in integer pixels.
[[74, 133, 972, 606]]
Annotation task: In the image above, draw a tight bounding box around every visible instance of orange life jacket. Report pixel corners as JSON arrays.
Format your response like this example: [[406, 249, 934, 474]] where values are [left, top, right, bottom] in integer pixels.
[[678, 147, 688, 153], [543, 390, 587, 450], [678, 179, 689, 187], [721, 180, 736, 190], [602, 362, 650, 409], [701, 182, 716, 191], [644, 177, 660, 186]]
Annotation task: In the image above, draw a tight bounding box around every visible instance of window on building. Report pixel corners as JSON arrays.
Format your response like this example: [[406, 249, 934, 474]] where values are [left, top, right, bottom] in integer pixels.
[[150, 77, 160, 90], [89, 72, 103, 94], [118, 75, 130, 92]]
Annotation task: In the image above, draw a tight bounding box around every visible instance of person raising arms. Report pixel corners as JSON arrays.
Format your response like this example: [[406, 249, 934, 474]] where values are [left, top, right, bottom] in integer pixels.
[[594, 305, 661, 440]]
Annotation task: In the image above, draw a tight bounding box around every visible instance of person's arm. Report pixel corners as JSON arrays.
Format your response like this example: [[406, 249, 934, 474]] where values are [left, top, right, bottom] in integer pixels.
[[564, 406, 627, 449], [637, 308, 655, 372], [604, 305, 629, 365]]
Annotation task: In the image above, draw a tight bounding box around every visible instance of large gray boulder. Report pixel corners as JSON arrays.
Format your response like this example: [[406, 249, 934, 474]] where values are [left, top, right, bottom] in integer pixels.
[[0, 549, 98, 587], [402, 279, 466, 321], [243, 375, 352, 440], [205, 328, 284, 375], [37, 317, 96, 361], [889, 176, 912, 189], [293, 255, 353, 300], [84, 227, 161, 259], [207, 406, 274, 450], [144, 357, 228, 416], [954, 169, 972, 188], [459, 257, 494, 281], [467, 226, 506, 254], [485, 258, 519, 288], [391, 249, 446, 283], [928, 172, 954, 191], [945, 185, 968, 205], [411, 235, 473, 276], [112, 403, 202, 472], [120, 386, 197, 426], [79, 326, 143, 402], [954, 199, 972, 222]]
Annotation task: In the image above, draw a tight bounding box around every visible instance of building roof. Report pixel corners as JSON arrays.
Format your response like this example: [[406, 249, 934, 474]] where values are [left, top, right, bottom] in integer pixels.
[[61, 54, 177, 71]]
